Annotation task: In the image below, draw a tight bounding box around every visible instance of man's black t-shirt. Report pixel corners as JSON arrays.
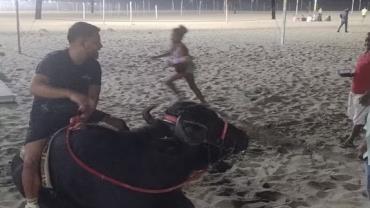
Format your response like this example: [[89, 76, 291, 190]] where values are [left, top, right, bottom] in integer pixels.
[[340, 11, 349, 22], [31, 49, 101, 115]]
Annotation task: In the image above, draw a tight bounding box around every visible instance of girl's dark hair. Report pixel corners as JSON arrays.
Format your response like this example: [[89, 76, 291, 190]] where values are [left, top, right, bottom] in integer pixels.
[[67, 22, 100, 43], [173, 25, 188, 38]]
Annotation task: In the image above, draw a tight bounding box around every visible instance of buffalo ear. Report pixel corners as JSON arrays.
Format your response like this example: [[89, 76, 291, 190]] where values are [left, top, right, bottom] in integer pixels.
[[142, 105, 157, 124]]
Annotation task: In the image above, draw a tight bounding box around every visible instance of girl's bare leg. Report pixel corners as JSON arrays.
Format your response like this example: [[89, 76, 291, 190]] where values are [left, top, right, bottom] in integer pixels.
[[185, 73, 206, 103], [165, 73, 184, 96]]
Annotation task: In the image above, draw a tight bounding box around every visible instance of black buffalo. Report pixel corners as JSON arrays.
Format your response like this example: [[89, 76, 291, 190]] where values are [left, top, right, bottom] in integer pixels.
[[12, 102, 249, 208]]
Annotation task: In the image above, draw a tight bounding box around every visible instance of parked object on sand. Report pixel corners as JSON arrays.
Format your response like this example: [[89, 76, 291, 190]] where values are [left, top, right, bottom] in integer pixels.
[[324, 15, 331, 21], [337, 69, 355, 77], [0, 80, 15, 103]]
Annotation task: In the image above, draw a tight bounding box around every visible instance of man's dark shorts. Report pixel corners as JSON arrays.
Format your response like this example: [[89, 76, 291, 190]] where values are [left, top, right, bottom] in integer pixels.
[[26, 110, 108, 144]]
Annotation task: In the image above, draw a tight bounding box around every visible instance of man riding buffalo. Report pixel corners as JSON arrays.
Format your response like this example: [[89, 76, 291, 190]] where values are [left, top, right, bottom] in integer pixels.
[[13, 101, 249, 208], [22, 22, 128, 208]]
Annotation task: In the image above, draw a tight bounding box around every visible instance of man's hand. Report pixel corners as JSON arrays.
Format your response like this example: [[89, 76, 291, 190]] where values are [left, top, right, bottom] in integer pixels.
[[356, 140, 367, 160], [360, 92, 370, 106], [68, 91, 95, 121]]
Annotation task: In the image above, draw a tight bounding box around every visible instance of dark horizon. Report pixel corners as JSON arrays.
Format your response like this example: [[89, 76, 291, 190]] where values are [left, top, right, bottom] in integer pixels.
[[1, 0, 368, 16], [95, 0, 370, 11], [3, 0, 369, 11]]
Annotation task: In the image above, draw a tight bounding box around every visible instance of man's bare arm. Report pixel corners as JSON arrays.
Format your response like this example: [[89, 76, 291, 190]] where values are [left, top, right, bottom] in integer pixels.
[[30, 74, 71, 99], [360, 91, 370, 106], [30, 74, 91, 114], [88, 85, 101, 109]]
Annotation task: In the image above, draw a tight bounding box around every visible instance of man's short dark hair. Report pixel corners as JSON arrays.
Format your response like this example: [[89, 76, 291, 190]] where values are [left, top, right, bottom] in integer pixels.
[[67, 22, 100, 43]]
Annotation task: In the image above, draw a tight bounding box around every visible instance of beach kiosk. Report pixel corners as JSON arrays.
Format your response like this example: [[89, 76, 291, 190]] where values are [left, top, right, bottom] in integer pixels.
[[0, 80, 15, 103]]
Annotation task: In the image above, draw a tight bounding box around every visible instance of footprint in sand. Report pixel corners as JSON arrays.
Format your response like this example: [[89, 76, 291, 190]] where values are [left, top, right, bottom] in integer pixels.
[[213, 199, 244, 208], [329, 174, 353, 181], [233, 168, 257, 177], [4, 147, 19, 155], [276, 146, 289, 154], [307, 181, 336, 190], [216, 187, 234, 196], [235, 190, 248, 197], [0, 177, 13, 187], [38, 29, 49, 36], [246, 162, 262, 168], [343, 152, 359, 160], [254, 190, 284, 202], [316, 190, 329, 198], [342, 183, 362, 191], [0, 164, 12, 187], [267, 174, 286, 181], [209, 161, 232, 173], [215, 198, 270, 208], [247, 148, 264, 154], [208, 177, 232, 186], [288, 200, 310, 208], [262, 182, 271, 188]]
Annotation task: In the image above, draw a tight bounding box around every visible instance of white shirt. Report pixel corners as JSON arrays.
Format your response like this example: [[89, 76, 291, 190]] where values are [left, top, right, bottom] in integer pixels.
[[362, 8, 368, 16]]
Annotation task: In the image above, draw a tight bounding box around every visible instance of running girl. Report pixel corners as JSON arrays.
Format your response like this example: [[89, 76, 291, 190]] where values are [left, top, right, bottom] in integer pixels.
[[152, 25, 206, 103]]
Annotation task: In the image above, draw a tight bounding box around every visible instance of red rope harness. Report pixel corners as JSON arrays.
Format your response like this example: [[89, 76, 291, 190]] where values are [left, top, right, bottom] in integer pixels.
[[163, 114, 179, 124], [220, 122, 228, 140], [65, 115, 205, 194]]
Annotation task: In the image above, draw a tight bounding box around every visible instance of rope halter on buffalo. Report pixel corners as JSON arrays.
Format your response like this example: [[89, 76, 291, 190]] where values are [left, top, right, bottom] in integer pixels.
[[65, 115, 205, 194]]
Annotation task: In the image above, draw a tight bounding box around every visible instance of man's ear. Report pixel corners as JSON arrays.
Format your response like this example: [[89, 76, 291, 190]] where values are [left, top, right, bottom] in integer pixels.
[[74, 37, 86, 48]]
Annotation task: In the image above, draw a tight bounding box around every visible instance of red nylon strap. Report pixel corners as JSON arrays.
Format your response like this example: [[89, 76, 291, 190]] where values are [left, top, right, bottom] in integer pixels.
[[163, 114, 178, 124], [220, 121, 228, 140], [65, 115, 203, 194], [69, 116, 82, 130]]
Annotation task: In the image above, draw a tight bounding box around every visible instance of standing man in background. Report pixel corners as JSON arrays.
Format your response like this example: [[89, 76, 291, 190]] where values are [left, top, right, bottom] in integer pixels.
[[317, 8, 323, 21], [337, 8, 350, 33]]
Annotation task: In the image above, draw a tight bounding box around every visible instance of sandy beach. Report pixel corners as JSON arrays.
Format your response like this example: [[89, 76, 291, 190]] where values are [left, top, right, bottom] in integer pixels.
[[1, 10, 370, 208]]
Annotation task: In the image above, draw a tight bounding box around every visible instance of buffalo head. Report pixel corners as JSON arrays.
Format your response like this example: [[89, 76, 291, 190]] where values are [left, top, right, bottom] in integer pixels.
[[143, 101, 249, 155]]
